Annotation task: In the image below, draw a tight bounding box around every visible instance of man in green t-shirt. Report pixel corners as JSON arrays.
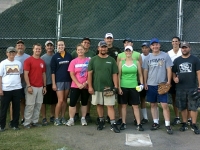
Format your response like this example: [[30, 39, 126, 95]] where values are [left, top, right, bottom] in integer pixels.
[[71, 37, 96, 122], [88, 41, 120, 133]]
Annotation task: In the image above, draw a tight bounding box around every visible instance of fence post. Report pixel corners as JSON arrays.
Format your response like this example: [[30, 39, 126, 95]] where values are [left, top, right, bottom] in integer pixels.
[[177, 0, 183, 40], [56, 0, 63, 51]]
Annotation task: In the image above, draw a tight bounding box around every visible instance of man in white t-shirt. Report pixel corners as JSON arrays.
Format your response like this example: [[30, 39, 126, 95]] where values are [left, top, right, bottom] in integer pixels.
[[167, 36, 182, 126], [0, 47, 23, 131]]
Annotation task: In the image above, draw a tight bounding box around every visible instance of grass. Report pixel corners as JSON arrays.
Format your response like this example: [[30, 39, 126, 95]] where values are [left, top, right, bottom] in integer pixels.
[[0, 101, 200, 150]]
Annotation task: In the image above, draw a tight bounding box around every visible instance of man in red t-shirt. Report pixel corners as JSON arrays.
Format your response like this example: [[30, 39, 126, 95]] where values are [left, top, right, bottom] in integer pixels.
[[23, 43, 47, 128]]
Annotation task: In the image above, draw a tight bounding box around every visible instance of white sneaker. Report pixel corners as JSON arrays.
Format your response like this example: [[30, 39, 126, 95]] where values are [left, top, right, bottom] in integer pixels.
[[81, 118, 87, 126], [66, 119, 74, 126]]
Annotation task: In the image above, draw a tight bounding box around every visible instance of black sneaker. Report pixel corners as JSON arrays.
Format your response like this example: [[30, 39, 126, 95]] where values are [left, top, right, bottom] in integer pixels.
[[42, 118, 48, 126], [97, 120, 105, 130], [188, 119, 192, 126], [134, 119, 137, 126], [96, 117, 100, 125], [31, 123, 42, 127], [141, 118, 149, 124], [137, 124, 144, 131], [50, 116, 55, 123], [110, 123, 120, 133], [172, 118, 181, 126], [85, 114, 92, 123], [179, 123, 188, 132], [116, 118, 122, 125], [105, 116, 110, 124], [24, 124, 31, 129], [191, 124, 200, 134], [151, 123, 160, 130], [74, 113, 80, 122], [166, 126, 173, 134], [120, 123, 126, 130], [0, 127, 5, 132]]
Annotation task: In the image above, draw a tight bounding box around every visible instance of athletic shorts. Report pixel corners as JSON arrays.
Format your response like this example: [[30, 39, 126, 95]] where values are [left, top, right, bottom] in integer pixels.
[[118, 88, 140, 105], [169, 79, 176, 94], [43, 84, 58, 104], [146, 85, 168, 103], [92, 91, 115, 106], [56, 82, 71, 91], [70, 88, 90, 107], [139, 89, 147, 98], [176, 88, 199, 111]]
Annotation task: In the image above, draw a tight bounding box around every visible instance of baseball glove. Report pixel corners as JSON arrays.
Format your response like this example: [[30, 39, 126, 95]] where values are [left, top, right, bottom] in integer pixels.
[[103, 87, 117, 97], [158, 82, 171, 95]]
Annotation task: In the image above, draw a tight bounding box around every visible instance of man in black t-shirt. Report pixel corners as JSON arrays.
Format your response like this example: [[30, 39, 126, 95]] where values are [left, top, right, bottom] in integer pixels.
[[172, 41, 200, 134]]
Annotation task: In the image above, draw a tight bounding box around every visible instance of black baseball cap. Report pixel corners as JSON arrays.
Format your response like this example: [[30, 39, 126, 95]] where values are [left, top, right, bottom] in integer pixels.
[[123, 38, 133, 43]]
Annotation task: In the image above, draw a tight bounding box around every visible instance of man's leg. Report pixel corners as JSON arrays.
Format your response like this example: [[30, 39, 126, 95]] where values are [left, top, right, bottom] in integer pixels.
[[12, 89, 21, 129]]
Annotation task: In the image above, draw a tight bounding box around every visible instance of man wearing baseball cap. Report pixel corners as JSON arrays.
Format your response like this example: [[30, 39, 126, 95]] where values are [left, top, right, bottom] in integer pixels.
[[0, 47, 23, 131], [40, 41, 58, 125], [88, 41, 120, 133], [143, 38, 173, 134], [172, 41, 200, 134]]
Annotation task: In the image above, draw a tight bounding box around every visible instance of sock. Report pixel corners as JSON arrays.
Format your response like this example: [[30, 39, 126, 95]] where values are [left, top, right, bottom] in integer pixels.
[[81, 117, 85, 119], [110, 120, 115, 125], [141, 108, 148, 119], [70, 118, 74, 121], [153, 119, 159, 124], [99, 117, 104, 122], [165, 121, 170, 126], [157, 107, 159, 121]]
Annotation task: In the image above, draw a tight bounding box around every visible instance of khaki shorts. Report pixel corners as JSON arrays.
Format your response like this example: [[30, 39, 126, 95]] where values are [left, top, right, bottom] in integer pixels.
[[91, 91, 115, 106]]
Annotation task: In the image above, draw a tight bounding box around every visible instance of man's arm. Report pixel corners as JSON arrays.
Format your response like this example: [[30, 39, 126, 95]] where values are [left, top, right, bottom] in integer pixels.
[[87, 70, 94, 94], [24, 70, 33, 94], [143, 69, 148, 90], [112, 73, 118, 88], [166, 67, 172, 85], [0, 76, 3, 95], [197, 70, 200, 88], [42, 72, 47, 94]]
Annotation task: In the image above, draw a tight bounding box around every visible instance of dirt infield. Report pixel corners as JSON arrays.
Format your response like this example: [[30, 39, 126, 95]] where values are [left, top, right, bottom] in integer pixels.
[[44, 106, 200, 150]]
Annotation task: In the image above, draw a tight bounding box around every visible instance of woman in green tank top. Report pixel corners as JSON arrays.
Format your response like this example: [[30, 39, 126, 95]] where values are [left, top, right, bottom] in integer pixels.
[[118, 46, 144, 131]]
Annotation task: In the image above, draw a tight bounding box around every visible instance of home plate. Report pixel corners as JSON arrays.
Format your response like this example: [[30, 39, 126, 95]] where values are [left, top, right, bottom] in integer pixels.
[[125, 134, 152, 147]]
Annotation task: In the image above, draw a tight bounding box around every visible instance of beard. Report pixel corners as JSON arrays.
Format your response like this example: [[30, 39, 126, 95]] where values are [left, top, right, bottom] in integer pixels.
[[182, 51, 189, 56]]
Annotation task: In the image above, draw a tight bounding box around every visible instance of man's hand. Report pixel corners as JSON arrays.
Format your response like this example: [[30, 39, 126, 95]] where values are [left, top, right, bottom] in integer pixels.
[[0, 89, 3, 96], [52, 83, 57, 91], [118, 87, 123, 95], [88, 87, 94, 95], [27, 86, 33, 94], [174, 76, 179, 83], [43, 87, 47, 95]]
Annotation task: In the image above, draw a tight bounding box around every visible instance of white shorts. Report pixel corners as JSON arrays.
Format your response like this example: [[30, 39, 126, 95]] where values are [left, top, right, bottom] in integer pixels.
[[91, 91, 115, 106]]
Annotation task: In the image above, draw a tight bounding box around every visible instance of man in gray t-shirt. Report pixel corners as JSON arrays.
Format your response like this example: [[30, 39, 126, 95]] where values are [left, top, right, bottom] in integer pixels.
[[143, 38, 173, 134]]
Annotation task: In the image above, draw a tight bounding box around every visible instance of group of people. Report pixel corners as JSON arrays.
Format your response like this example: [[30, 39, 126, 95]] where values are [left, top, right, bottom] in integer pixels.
[[0, 33, 199, 135]]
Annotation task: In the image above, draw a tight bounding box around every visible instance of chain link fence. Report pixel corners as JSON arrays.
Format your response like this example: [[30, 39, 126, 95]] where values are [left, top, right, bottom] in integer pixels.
[[0, 0, 200, 60]]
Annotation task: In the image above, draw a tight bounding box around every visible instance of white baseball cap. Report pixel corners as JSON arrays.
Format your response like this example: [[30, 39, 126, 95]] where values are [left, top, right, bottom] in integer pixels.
[[105, 33, 113, 38]]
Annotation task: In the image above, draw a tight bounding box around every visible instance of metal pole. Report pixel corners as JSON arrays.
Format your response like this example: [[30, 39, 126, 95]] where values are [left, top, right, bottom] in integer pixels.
[[177, 0, 183, 40], [56, 0, 63, 42]]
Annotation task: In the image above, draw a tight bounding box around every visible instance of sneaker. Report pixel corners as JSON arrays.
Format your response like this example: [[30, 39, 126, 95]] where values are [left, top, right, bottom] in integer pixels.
[[42, 118, 48, 126], [141, 118, 149, 124], [12, 127, 20, 130], [166, 126, 173, 134], [120, 123, 126, 130], [116, 118, 122, 125], [105, 116, 110, 124], [54, 118, 61, 126], [179, 123, 188, 132], [96, 117, 100, 125], [24, 124, 31, 129], [21, 119, 25, 125], [188, 119, 192, 126], [74, 113, 80, 122], [137, 124, 144, 131], [172, 118, 181, 126], [110, 123, 120, 133], [134, 119, 137, 126], [191, 124, 200, 134], [97, 120, 105, 130], [50, 116, 55, 123], [0, 128, 6, 132], [85, 114, 91, 123], [61, 117, 68, 125], [81, 118, 87, 126], [31, 123, 42, 127], [151, 123, 160, 130], [66, 119, 74, 126]]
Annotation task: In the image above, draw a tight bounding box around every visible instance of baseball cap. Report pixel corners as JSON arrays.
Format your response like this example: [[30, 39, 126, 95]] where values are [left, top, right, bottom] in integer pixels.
[[16, 40, 24, 45], [82, 37, 91, 43], [150, 38, 159, 45], [105, 33, 113, 38], [98, 41, 107, 47], [124, 46, 133, 51], [181, 41, 190, 48], [45, 40, 54, 46], [141, 42, 149, 47], [123, 38, 133, 43], [6, 47, 17, 53]]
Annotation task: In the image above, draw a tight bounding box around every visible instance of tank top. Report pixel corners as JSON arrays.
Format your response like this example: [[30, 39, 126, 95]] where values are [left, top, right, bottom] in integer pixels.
[[120, 60, 138, 88]]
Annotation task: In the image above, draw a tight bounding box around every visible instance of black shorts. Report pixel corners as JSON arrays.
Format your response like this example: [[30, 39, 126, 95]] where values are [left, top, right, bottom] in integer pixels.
[[139, 89, 147, 98], [43, 84, 58, 104], [118, 87, 140, 105], [169, 79, 176, 94], [20, 88, 25, 99]]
